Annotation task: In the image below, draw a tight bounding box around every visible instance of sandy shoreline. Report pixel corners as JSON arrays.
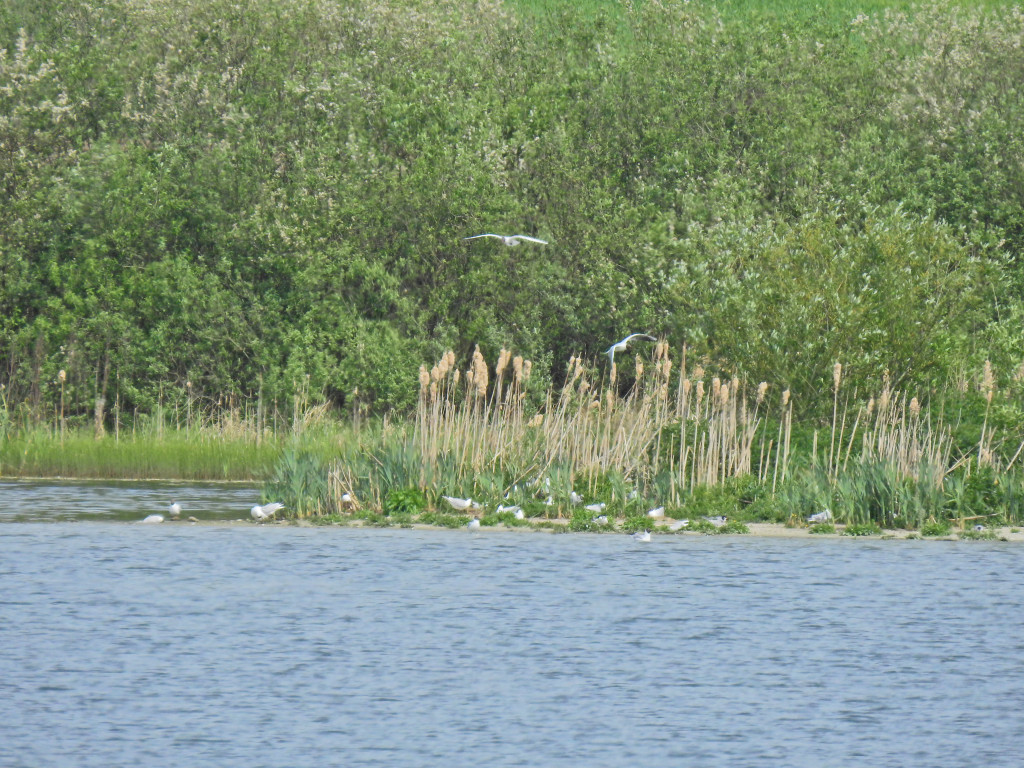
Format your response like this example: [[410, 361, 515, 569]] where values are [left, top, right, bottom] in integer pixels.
[[152, 517, 1024, 541]]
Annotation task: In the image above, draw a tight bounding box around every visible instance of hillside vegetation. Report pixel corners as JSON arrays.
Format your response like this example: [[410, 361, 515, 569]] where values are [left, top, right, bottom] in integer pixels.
[[3, 0, 1024, 429]]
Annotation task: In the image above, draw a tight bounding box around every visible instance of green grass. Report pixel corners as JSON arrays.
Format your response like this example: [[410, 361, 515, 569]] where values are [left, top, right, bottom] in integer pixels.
[[0, 426, 352, 481], [843, 522, 884, 537], [808, 522, 837, 535]]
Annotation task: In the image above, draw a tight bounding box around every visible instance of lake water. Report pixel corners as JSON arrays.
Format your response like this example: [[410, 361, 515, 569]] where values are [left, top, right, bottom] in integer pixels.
[[2, 482, 1023, 767]]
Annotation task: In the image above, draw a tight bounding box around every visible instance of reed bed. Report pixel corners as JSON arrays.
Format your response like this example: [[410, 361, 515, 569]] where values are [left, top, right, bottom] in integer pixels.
[[384, 342, 788, 508]]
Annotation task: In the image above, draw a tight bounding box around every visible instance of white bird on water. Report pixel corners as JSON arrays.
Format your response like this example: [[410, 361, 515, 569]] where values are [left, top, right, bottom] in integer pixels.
[[463, 234, 548, 246], [605, 333, 656, 366], [168, 502, 182, 519], [632, 530, 652, 543], [251, 502, 285, 522], [467, 517, 481, 530]]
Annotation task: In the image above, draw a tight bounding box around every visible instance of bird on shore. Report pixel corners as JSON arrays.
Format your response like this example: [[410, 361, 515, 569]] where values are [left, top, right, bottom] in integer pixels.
[[140, 514, 164, 524], [592, 515, 609, 525], [570, 491, 584, 505], [463, 234, 548, 246], [807, 509, 832, 524], [467, 517, 481, 530], [605, 333, 656, 367], [443, 496, 479, 512], [251, 502, 285, 522], [168, 502, 182, 519], [585, 502, 606, 514], [669, 519, 690, 531], [647, 506, 665, 519], [632, 530, 652, 543], [704, 515, 728, 527], [496, 504, 522, 515]]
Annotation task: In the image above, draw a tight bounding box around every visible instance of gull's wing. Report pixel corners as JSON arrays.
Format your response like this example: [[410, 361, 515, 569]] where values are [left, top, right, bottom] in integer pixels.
[[623, 333, 656, 344], [462, 234, 504, 241], [512, 235, 548, 244], [263, 502, 285, 515]]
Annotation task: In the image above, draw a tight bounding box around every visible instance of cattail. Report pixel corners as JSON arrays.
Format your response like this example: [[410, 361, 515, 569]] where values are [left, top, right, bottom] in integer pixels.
[[579, 379, 591, 395], [867, 396, 875, 417], [590, 399, 600, 410], [663, 358, 672, 383], [878, 387, 890, 414], [453, 369, 460, 385], [606, 388, 615, 411], [833, 362, 842, 392], [58, 369, 66, 383], [693, 365, 704, 381], [720, 382, 730, 406], [523, 359, 532, 382], [731, 376, 739, 395], [635, 354, 643, 380], [696, 380, 705, 405], [782, 389, 790, 408], [430, 364, 440, 383], [472, 346, 488, 398], [712, 377, 721, 402], [909, 396, 920, 418], [528, 413, 544, 427], [682, 379, 692, 398], [419, 365, 430, 392], [982, 359, 994, 404], [757, 381, 768, 404], [496, 348, 510, 378], [513, 355, 524, 383]]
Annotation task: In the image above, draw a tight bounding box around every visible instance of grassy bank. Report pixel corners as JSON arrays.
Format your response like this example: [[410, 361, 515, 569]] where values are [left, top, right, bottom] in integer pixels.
[[6, 346, 1024, 534]]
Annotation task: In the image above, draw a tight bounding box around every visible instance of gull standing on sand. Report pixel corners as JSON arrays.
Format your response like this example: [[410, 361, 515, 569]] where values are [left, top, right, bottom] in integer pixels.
[[168, 502, 182, 520], [463, 234, 548, 246], [443, 496, 479, 512], [251, 502, 285, 522], [605, 333, 656, 367]]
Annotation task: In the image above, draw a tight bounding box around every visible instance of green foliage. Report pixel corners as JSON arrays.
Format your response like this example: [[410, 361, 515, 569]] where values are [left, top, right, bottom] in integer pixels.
[[807, 523, 836, 535], [3, 0, 1024, 428], [382, 487, 427, 517], [843, 522, 884, 537], [621, 514, 651, 534], [959, 527, 998, 541], [418, 511, 469, 529], [265, 449, 327, 516], [920, 519, 953, 537]]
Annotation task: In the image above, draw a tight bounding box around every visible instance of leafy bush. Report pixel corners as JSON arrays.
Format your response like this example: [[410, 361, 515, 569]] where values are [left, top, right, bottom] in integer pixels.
[[382, 487, 427, 517]]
